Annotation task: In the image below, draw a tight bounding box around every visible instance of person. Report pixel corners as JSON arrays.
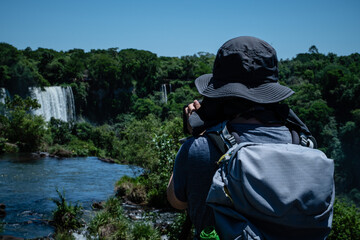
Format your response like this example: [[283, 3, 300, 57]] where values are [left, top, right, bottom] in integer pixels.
[[167, 36, 307, 239]]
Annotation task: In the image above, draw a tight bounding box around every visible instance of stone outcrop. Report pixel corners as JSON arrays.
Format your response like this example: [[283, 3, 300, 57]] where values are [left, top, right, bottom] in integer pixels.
[[99, 157, 116, 164], [0, 236, 24, 240], [0, 203, 5, 217]]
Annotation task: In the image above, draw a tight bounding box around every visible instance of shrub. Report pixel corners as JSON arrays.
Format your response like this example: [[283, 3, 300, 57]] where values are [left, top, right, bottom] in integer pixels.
[[90, 125, 121, 157], [89, 197, 131, 239], [48, 118, 73, 145], [73, 122, 121, 159], [0, 137, 7, 153], [65, 137, 101, 157], [53, 231, 75, 240], [166, 212, 193, 240], [52, 189, 83, 233], [131, 222, 161, 240], [73, 121, 94, 141], [4, 95, 47, 152], [118, 114, 160, 169], [89, 197, 161, 239], [115, 116, 183, 208], [116, 176, 147, 204], [328, 197, 360, 240]]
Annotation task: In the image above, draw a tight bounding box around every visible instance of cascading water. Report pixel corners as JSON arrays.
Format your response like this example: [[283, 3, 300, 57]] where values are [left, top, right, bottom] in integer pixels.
[[0, 88, 10, 115], [161, 84, 168, 104], [29, 86, 76, 122], [0, 88, 10, 104]]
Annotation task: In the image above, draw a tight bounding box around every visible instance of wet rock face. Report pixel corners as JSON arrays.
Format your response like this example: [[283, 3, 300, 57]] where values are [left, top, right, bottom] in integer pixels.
[[0, 203, 5, 217], [99, 224, 117, 239], [92, 201, 104, 210], [0, 236, 24, 240]]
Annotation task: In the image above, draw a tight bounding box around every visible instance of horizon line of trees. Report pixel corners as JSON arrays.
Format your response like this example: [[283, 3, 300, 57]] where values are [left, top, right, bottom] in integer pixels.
[[1, 42, 360, 238], [1, 42, 360, 202]]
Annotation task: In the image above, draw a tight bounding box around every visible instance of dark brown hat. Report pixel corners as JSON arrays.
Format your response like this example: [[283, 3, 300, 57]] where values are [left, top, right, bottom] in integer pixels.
[[195, 36, 294, 103]]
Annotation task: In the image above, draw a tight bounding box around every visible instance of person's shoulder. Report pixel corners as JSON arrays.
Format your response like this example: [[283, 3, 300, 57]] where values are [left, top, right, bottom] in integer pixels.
[[178, 135, 213, 155], [182, 134, 210, 146]]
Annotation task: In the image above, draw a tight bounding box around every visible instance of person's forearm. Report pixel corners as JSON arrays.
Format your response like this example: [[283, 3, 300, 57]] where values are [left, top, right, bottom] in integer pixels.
[[167, 173, 188, 210]]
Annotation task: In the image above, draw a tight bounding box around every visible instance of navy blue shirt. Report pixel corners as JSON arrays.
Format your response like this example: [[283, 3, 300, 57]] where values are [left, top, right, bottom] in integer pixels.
[[173, 123, 292, 235]]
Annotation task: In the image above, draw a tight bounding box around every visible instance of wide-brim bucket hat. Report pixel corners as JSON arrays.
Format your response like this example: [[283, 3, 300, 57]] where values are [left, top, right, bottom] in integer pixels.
[[195, 36, 294, 103]]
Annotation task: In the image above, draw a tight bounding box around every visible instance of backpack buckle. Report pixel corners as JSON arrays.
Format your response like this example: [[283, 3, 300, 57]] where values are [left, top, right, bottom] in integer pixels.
[[300, 134, 315, 148]]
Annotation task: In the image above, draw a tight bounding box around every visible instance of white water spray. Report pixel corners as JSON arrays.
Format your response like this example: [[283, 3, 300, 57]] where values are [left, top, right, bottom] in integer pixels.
[[0, 88, 10, 104], [29, 86, 76, 122], [161, 84, 169, 104]]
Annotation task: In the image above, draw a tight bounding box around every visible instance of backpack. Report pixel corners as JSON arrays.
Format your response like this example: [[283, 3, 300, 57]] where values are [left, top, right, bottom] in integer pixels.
[[205, 123, 335, 240]]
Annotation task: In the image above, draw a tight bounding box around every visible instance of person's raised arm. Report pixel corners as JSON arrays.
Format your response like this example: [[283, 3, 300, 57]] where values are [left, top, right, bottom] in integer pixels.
[[184, 100, 201, 134]]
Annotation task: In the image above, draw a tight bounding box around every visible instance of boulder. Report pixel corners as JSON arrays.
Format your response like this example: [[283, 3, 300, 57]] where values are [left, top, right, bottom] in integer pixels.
[[0, 203, 5, 217], [92, 201, 104, 210], [99, 157, 116, 164], [4, 143, 19, 153], [0, 236, 24, 240], [50, 149, 73, 158]]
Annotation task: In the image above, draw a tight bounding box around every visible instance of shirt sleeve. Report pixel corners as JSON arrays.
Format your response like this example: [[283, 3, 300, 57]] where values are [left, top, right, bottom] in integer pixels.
[[172, 138, 193, 202]]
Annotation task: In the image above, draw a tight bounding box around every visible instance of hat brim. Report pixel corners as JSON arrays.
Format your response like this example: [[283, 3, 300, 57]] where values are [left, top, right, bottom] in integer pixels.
[[195, 74, 294, 104]]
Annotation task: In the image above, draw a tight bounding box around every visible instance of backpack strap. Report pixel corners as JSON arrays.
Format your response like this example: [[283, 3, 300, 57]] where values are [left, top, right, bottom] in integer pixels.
[[288, 125, 317, 148], [222, 124, 237, 147], [285, 109, 318, 148], [207, 132, 228, 154], [206, 123, 237, 154], [207, 122, 317, 154], [290, 129, 300, 145]]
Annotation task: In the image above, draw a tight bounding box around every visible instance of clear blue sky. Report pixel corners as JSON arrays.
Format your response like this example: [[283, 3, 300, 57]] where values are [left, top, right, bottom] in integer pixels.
[[0, 0, 359, 60]]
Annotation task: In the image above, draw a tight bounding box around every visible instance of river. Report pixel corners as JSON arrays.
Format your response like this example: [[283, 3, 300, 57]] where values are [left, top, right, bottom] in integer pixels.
[[0, 153, 141, 239]]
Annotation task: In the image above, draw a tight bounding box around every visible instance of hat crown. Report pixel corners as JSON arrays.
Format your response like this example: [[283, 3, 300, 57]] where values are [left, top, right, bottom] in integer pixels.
[[213, 36, 279, 85]]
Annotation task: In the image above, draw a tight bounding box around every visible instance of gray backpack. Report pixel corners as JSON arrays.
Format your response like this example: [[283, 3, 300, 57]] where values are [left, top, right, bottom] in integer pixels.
[[206, 132, 335, 240]]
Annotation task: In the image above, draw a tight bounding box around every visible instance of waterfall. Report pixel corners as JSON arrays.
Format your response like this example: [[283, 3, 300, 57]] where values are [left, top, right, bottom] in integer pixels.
[[161, 84, 168, 104], [0, 88, 10, 104], [29, 86, 76, 122], [0, 88, 10, 115]]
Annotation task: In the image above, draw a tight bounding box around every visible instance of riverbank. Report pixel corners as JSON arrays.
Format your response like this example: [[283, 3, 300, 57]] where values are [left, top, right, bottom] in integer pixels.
[[0, 154, 142, 239], [84, 196, 183, 240], [31, 151, 118, 164]]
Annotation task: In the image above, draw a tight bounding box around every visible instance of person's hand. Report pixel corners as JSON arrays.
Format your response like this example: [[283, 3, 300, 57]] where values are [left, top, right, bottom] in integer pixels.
[[184, 100, 201, 134]]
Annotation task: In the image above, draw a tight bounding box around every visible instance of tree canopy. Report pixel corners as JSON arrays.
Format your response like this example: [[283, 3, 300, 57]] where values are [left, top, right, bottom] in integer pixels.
[[0, 43, 360, 202]]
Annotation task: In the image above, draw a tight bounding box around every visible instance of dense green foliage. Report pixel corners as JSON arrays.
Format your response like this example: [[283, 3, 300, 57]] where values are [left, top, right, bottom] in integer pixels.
[[0, 95, 46, 152], [1, 43, 360, 237], [52, 189, 83, 234], [89, 197, 160, 240], [0, 43, 209, 122], [328, 198, 360, 240], [280, 51, 360, 199]]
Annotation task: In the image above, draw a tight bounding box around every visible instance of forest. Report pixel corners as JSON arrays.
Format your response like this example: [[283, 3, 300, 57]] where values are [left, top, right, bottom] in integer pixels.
[[0, 43, 360, 239]]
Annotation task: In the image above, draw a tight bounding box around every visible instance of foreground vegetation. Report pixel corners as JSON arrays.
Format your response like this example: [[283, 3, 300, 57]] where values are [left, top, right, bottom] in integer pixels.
[[51, 190, 83, 238], [1, 43, 360, 237]]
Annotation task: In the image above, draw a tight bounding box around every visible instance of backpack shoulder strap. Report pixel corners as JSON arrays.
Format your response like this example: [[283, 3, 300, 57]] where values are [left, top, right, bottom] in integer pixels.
[[285, 109, 318, 148], [287, 124, 317, 148], [206, 123, 237, 154], [206, 118, 317, 153]]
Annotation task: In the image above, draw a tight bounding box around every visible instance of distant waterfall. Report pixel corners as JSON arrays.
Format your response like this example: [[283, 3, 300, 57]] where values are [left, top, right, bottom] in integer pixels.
[[0, 88, 10, 104], [161, 84, 168, 104], [29, 86, 76, 122], [0, 88, 10, 115]]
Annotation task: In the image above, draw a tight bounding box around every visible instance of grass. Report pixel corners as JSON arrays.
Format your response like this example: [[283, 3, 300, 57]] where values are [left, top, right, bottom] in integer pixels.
[[89, 197, 161, 240], [51, 189, 83, 233]]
